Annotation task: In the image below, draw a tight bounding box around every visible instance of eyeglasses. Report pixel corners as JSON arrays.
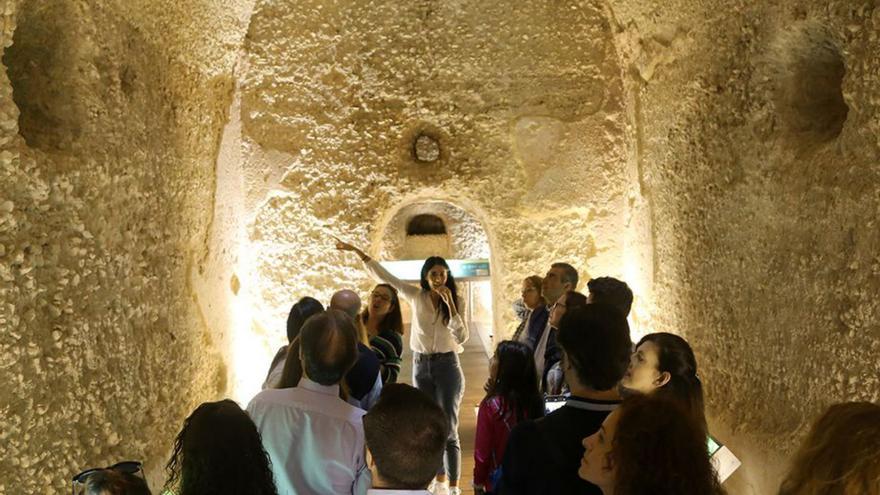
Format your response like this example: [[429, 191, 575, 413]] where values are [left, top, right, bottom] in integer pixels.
[[72, 461, 145, 495]]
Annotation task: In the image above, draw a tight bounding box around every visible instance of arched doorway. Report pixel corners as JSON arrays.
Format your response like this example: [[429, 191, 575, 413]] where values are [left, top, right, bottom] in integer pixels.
[[376, 200, 495, 357]]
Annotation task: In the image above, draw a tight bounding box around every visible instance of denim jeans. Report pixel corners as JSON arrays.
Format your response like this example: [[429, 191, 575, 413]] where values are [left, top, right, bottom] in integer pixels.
[[413, 351, 465, 481]]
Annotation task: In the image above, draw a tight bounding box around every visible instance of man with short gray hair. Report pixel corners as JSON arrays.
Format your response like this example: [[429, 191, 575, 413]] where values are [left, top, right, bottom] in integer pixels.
[[330, 289, 383, 410]]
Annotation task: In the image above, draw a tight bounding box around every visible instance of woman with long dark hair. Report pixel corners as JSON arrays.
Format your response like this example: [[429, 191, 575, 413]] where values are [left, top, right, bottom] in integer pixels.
[[579, 394, 724, 495], [163, 400, 277, 495], [361, 283, 405, 384], [474, 340, 544, 495], [263, 297, 324, 389], [618, 332, 707, 436], [337, 238, 468, 495]]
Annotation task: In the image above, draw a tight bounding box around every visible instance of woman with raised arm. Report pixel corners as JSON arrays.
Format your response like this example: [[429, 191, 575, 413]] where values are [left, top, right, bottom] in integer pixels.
[[336, 238, 468, 495]]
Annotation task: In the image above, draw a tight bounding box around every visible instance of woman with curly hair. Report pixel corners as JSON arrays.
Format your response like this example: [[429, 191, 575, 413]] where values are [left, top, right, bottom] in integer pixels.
[[163, 399, 277, 495], [579, 394, 724, 495], [779, 401, 880, 495]]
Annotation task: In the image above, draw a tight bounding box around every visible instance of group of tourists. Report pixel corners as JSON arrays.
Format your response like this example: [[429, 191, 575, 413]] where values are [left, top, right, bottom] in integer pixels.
[[72, 243, 880, 495]]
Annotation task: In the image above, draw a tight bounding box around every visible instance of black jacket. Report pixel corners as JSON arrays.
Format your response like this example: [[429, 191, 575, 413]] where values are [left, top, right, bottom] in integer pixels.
[[498, 396, 620, 495]]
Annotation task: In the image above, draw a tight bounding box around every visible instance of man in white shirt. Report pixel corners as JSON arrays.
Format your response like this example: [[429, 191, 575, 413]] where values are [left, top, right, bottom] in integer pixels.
[[247, 310, 370, 495], [364, 383, 448, 495]]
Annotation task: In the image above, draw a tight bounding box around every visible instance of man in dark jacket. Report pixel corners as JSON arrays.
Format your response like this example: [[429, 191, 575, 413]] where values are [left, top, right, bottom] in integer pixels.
[[498, 303, 632, 495]]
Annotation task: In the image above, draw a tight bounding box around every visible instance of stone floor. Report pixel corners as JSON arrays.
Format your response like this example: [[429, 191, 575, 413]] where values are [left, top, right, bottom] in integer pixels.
[[398, 324, 492, 495]]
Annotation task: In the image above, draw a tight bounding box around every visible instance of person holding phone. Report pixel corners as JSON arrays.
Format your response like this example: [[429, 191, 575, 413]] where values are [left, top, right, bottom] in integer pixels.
[[336, 238, 468, 495]]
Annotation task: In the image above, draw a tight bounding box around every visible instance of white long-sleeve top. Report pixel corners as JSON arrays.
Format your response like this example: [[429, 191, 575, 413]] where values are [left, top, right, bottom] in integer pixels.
[[365, 259, 468, 354]]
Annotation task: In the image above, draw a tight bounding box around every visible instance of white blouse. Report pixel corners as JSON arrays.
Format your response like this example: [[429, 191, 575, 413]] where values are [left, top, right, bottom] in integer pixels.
[[365, 259, 468, 354]]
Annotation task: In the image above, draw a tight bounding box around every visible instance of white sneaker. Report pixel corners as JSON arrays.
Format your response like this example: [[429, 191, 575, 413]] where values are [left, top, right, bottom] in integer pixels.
[[430, 480, 450, 495], [449, 487, 461, 495]]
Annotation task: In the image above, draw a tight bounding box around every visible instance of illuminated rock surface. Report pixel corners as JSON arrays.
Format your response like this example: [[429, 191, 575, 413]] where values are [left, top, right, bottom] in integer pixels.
[[1, 1, 878, 493]]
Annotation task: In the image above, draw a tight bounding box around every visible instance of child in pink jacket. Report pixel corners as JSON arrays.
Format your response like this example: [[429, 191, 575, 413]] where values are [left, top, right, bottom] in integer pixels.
[[474, 340, 545, 494]]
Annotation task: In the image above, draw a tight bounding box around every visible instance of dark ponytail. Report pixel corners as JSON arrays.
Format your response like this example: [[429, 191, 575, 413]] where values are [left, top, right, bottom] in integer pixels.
[[637, 332, 707, 436]]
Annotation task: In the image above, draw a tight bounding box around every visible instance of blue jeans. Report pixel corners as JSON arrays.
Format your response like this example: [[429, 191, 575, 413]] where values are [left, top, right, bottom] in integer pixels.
[[413, 352, 465, 481]]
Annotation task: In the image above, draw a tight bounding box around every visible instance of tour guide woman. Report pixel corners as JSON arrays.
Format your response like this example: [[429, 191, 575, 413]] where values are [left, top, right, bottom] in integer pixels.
[[336, 238, 468, 495]]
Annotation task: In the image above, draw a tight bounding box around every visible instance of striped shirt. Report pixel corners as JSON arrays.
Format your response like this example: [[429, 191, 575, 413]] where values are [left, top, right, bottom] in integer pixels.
[[370, 330, 404, 384]]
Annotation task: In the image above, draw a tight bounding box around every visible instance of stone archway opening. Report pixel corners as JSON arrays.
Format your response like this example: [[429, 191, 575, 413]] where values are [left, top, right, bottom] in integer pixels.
[[377, 200, 495, 356]]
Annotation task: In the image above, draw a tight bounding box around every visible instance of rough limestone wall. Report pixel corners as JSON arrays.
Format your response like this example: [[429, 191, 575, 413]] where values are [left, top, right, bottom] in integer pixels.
[[234, 0, 638, 388], [607, 1, 880, 493], [0, 0, 252, 492]]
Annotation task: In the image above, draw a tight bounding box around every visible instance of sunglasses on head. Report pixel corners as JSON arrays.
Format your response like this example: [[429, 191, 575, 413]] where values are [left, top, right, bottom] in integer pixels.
[[71, 461, 144, 495]]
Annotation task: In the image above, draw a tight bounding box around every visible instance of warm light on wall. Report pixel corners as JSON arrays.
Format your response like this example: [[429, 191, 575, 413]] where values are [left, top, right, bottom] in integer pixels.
[[228, 240, 276, 406], [623, 258, 650, 342]]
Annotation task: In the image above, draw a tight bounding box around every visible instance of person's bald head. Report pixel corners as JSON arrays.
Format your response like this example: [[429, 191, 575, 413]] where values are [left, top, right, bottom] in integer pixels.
[[330, 290, 362, 319], [299, 310, 359, 386]]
